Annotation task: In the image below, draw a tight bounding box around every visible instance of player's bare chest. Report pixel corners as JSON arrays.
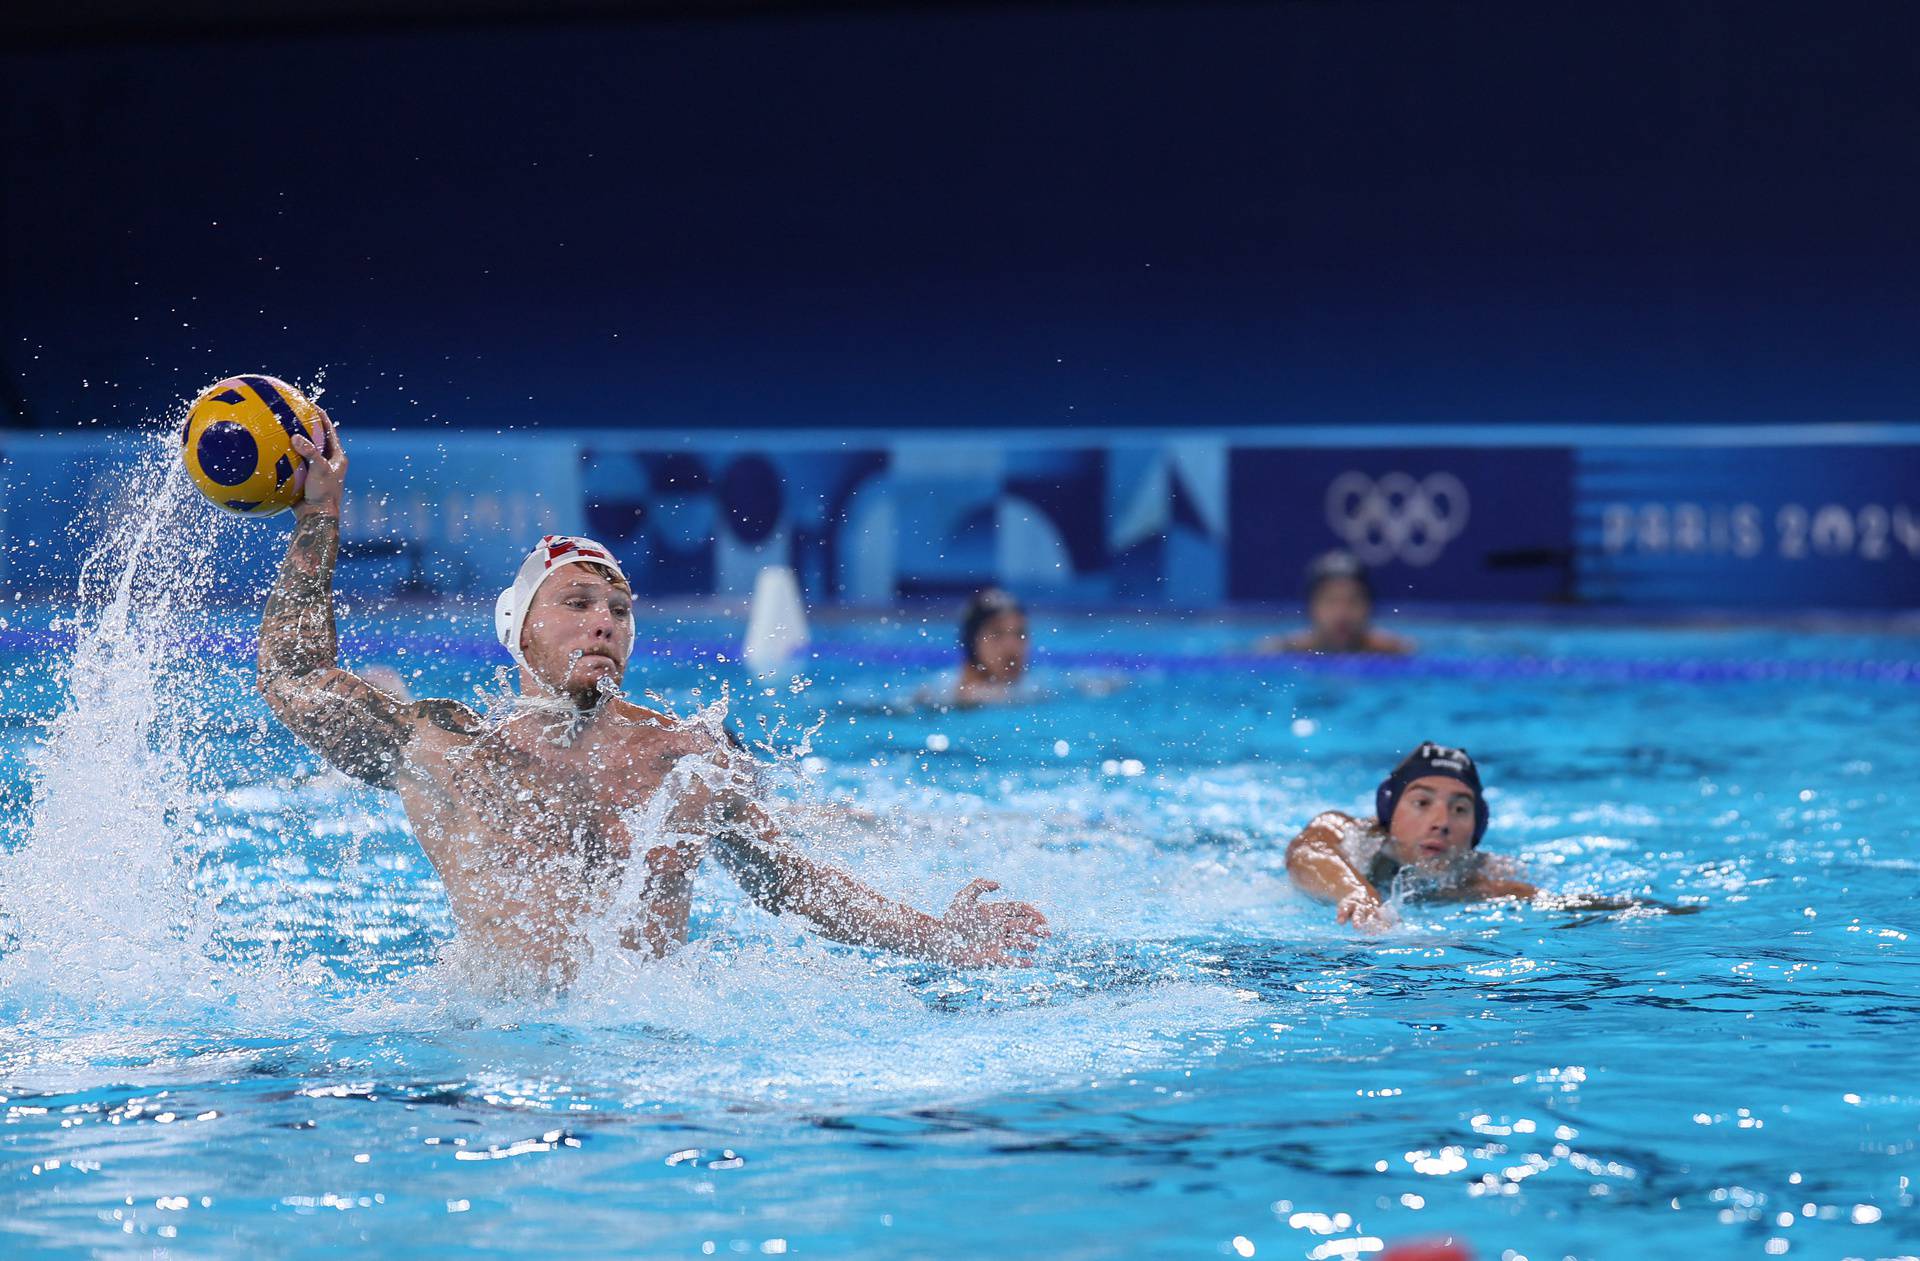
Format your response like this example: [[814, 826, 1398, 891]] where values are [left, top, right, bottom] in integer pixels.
[[449, 725, 692, 811]]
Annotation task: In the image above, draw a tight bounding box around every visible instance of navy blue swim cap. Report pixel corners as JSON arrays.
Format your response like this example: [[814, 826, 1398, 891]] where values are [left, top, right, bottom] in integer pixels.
[[1306, 549, 1371, 601], [1375, 742, 1490, 847], [960, 588, 1025, 665]]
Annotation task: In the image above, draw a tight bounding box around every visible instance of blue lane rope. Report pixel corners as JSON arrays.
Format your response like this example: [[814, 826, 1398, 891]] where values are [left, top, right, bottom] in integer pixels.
[[2, 627, 1913, 686], [805, 643, 1920, 685]]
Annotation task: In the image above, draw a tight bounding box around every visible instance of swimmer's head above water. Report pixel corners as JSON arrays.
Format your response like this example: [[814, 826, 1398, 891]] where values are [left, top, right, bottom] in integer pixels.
[[1284, 740, 1530, 933], [1304, 549, 1376, 651], [959, 587, 1029, 687], [1375, 741, 1489, 870], [495, 534, 636, 704]]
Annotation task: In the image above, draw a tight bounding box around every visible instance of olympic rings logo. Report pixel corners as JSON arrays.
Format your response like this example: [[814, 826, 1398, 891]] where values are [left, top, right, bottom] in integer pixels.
[[1324, 471, 1471, 567]]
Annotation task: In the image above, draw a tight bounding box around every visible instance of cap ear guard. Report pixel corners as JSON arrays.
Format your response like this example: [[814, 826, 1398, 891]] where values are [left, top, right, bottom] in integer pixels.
[[494, 585, 526, 669]]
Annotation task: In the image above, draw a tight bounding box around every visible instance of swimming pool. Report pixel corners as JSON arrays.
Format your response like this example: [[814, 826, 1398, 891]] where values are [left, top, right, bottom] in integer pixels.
[[1, 503, 1915, 1259]]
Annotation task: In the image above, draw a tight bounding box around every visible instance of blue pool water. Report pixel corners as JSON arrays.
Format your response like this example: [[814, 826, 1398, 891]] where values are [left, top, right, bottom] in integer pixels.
[[1, 494, 1916, 1259]]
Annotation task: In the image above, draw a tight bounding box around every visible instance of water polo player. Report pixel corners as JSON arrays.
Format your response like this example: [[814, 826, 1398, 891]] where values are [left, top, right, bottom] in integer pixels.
[[256, 409, 1048, 989], [953, 587, 1031, 705], [1285, 742, 1536, 932], [1258, 550, 1413, 656]]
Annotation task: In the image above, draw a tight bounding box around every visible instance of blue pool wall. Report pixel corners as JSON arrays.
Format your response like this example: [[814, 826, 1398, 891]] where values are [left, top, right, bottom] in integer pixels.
[[5, 424, 1918, 612]]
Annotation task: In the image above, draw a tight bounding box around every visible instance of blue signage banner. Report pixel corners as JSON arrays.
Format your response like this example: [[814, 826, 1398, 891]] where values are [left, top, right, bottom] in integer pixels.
[[334, 436, 583, 597], [0, 434, 584, 601], [1228, 447, 1577, 605], [2, 428, 1914, 612], [1573, 446, 1920, 609]]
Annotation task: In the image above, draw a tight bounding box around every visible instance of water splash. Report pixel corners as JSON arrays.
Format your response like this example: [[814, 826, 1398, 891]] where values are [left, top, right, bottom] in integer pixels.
[[0, 430, 261, 1018], [0, 442, 1249, 1111]]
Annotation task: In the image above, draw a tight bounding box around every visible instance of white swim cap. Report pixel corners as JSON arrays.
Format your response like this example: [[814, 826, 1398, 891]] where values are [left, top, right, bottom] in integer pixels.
[[494, 534, 635, 673]]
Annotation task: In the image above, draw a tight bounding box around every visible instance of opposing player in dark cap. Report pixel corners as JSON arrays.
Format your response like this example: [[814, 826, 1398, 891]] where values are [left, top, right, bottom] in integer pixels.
[[1258, 550, 1413, 656], [1286, 742, 1535, 932]]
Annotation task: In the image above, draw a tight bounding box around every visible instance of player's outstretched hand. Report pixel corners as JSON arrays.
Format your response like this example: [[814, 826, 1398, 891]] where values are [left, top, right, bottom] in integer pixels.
[[1337, 891, 1397, 934], [936, 878, 1051, 968]]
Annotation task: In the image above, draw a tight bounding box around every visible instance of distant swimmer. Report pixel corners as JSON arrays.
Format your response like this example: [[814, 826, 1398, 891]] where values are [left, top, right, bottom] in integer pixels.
[[952, 587, 1031, 706], [1257, 550, 1413, 656], [1286, 743, 1536, 932], [256, 411, 1048, 989]]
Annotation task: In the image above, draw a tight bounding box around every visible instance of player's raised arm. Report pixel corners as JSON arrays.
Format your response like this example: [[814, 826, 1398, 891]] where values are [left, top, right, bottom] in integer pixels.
[[256, 409, 423, 787]]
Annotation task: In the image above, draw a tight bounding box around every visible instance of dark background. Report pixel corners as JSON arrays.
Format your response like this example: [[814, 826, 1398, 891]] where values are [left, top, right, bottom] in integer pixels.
[[6, 0, 1920, 433]]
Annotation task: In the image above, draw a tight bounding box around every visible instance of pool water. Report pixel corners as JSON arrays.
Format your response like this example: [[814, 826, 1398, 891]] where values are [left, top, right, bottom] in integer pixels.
[[1, 490, 1916, 1260]]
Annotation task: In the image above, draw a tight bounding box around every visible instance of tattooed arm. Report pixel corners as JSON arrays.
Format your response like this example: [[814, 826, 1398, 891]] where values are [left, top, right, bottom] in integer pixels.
[[256, 409, 473, 786]]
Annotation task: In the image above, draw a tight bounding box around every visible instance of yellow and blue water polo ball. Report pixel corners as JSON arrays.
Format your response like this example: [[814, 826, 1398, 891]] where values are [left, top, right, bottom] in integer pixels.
[[181, 375, 319, 516]]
